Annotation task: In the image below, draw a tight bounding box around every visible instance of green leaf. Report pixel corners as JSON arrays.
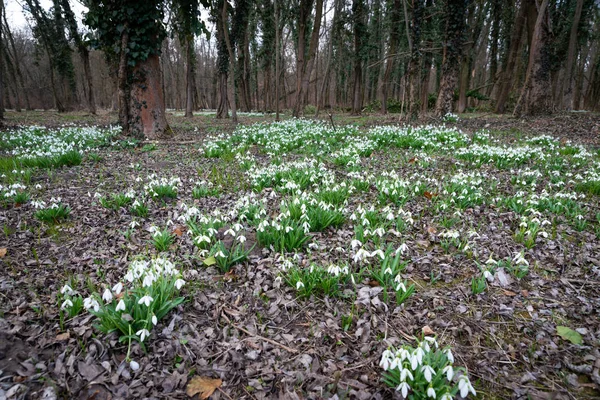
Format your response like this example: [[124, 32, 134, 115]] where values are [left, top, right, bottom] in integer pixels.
[[203, 256, 217, 266], [556, 326, 582, 345]]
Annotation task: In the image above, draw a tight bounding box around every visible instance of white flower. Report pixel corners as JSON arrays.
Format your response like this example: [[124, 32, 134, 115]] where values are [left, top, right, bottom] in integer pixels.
[[138, 295, 153, 307], [102, 288, 113, 303], [83, 297, 100, 312], [445, 348, 454, 363], [296, 281, 305, 290], [61, 299, 73, 309], [351, 239, 362, 249], [129, 360, 140, 371], [174, 279, 186, 290], [441, 392, 453, 400], [427, 386, 436, 399], [443, 365, 454, 381], [458, 376, 476, 398], [60, 284, 76, 296], [112, 282, 123, 295], [379, 350, 392, 370], [215, 250, 226, 258], [136, 328, 150, 342], [400, 368, 413, 381], [152, 315, 158, 325], [421, 365, 436, 382], [237, 235, 247, 243], [396, 381, 410, 398], [115, 299, 126, 312], [483, 270, 494, 282]]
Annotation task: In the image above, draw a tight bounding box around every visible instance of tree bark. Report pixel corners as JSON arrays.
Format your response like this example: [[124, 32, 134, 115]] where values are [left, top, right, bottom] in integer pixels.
[[407, 0, 423, 119], [351, 0, 366, 115], [0, 0, 4, 121], [128, 54, 172, 139], [513, 0, 551, 116], [435, 0, 470, 118], [561, 0, 584, 110], [495, 0, 527, 114], [293, 0, 324, 117], [274, 0, 280, 121], [185, 38, 195, 118], [222, 0, 238, 123]]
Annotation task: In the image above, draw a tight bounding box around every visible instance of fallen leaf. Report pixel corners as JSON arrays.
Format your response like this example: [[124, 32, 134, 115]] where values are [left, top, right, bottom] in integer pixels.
[[556, 326, 583, 345], [502, 290, 518, 297], [408, 157, 417, 163], [0, 248, 6, 258], [173, 227, 183, 237], [203, 256, 216, 266], [422, 325, 435, 336], [56, 332, 70, 341], [521, 289, 529, 297], [426, 226, 437, 235], [423, 191, 437, 200], [186, 376, 222, 399]]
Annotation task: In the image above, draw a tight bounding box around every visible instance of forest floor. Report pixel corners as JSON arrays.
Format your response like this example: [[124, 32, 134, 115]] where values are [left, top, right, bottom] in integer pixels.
[[0, 110, 599, 400]]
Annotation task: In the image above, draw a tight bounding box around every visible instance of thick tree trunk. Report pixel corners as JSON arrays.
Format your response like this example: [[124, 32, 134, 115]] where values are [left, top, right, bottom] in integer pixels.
[[495, 1, 527, 113], [293, 0, 324, 117], [407, 0, 423, 119], [435, 0, 470, 118], [118, 27, 130, 132], [274, 0, 280, 121], [185, 38, 195, 118], [80, 48, 96, 114], [0, 0, 3, 121], [513, 0, 551, 117], [561, 0, 583, 110], [128, 54, 172, 139]]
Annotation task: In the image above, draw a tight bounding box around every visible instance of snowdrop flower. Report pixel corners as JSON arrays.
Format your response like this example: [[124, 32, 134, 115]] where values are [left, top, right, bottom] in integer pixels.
[[440, 392, 453, 400], [351, 239, 362, 250], [115, 299, 126, 312], [136, 328, 150, 342], [396, 282, 407, 292], [483, 270, 494, 282], [224, 229, 235, 236], [400, 368, 413, 382], [427, 386, 436, 399], [112, 282, 123, 295], [129, 220, 139, 229], [124, 270, 135, 283], [129, 360, 140, 371], [83, 297, 100, 312], [421, 365, 436, 382], [445, 348, 454, 363], [102, 288, 113, 303], [138, 295, 153, 307], [397, 243, 409, 254], [458, 375, 476, 398], [384, 267, 393, 275], [174, 279, 185, 290], [61, 299, 73, 309], [152, 315, 158, 325], [60, 284, 76, 296], [396, 381, 410, 398], [142, 274, 155, 288], [296, 281, 305, 290], [379, 350, 393, 370], [237, 235, 246, 243], [443, 365, 454, 381], [370, 249, 385, 259]]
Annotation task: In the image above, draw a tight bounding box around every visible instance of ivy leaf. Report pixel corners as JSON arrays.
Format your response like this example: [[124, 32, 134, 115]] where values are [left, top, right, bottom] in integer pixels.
[[556, 326, 582, 345]]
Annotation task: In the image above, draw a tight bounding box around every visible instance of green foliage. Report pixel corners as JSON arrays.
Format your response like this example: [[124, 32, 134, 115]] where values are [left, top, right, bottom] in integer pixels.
[[285, 264, 351, 298], [208, 240, 251, 273], [151, 227, 174, 252], [35, 204, 71, 223]]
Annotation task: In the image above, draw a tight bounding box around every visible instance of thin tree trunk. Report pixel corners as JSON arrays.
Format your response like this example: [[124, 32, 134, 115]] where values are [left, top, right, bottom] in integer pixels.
[[185, 38, 195, 118], [118, 26, 129, 132], [407, 0, 423, 119], [275, 0, 280, 121], [3, 15, 30, 110], [222, 0, 238, 123], [0, 0, 4, 121]]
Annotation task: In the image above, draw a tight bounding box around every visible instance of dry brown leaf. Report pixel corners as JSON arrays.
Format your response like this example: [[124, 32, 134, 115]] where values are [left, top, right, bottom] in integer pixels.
[[173, 226, 183, 237], [502, 290, 518, 297], [422, 325, 435, 336], [426, 226, 437, 235], [423, 191, 438, 200], [186, 376, 222, 399], [55, 332, 70, 341], [0, 248, 6, 258]]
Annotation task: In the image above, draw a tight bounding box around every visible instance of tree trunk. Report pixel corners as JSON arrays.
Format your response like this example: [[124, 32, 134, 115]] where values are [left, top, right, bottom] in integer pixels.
[[274, 0, 280, 121], [0, 0, 4, 121], [513, 0, 551, 116], [351, 0, 365, 115], [128, 54, 172, 139], [3, 15, 30, 110], [561, 0, 583, 110], [407, 0, 423, 119], [435, 0, 470, 118], [495, 1, 527, 113], [222, 0, 237, 123], [118, 27, 130, 132], [185, 38, 195, 118], [293, 0, 324, 117]]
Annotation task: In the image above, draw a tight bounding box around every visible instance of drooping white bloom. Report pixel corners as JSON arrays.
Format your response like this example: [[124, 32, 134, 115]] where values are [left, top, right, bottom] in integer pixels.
[[83, 297, 100, 312], [138, 295, 153, 307], [396, 381, 410, 398], [400, 368, 413, 382], [458, 376, 476, 398], [152, 315, 158, 325], [112, 282, 123, 295], [61, 299, 73, 309], [129, 360, 140, 371], [237, 235, 247, 243], [483, 270, 494, 282], [427, 386, 436, 399], [115, 299, 126, 312], [379, 350, 393, 370], [61, 284, 76, 296], [440, 392, 453, 400], [443, 365, 454, 381], [296, 281, 305, 290], [421, 365, 436, 382], [136, 328, 150, 342], [174, 279, 186, 290], [102, 288, 113, 303]]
